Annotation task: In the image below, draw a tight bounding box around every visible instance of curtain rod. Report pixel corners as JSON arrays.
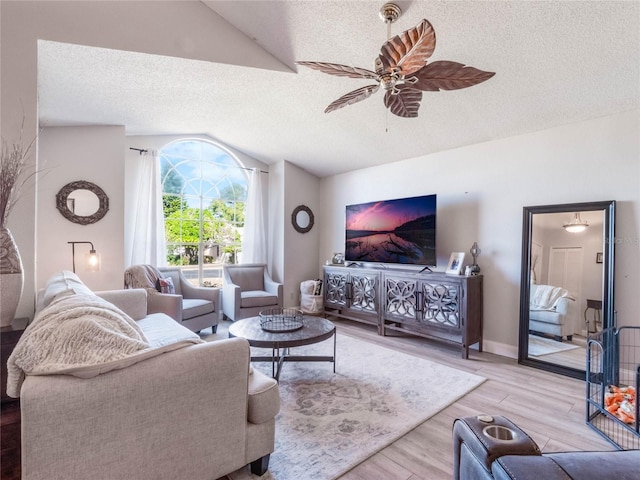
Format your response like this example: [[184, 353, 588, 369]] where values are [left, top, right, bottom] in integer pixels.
[[129, 146, 268, 173], [239, 166, 269, 174]]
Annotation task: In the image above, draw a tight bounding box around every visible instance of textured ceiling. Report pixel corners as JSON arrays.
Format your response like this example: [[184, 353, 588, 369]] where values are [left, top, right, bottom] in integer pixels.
[[37, 1, 640, 178]]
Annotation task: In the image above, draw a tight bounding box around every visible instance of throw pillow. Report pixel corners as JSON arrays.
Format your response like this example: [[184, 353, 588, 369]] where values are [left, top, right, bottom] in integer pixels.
[[156, 276, 175, 294]]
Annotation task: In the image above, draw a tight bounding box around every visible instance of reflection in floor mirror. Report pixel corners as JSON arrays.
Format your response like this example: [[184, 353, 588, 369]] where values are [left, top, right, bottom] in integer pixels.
[[518, 200, 615, 379]]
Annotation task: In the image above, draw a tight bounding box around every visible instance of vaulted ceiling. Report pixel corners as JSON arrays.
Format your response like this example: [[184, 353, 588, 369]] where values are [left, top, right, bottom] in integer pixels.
[[37, 1, 640, 177]]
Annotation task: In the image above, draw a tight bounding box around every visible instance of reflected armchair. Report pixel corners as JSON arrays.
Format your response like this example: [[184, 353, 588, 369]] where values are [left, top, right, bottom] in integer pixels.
[[124, 264, 220, 333], [529, 284, 576, 341], [222, 264, 283, 321]]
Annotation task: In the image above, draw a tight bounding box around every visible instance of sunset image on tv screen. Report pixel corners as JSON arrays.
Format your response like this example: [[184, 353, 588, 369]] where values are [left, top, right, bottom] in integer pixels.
[[345, 194, 436, 265]]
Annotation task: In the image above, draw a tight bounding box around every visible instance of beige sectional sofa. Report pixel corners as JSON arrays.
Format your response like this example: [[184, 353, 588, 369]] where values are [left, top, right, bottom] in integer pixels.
[[11, 271, 280, 480]]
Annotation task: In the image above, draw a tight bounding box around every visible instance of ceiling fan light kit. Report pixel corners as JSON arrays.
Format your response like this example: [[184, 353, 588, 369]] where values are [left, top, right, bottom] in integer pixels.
[[297, 3, 495, 118]]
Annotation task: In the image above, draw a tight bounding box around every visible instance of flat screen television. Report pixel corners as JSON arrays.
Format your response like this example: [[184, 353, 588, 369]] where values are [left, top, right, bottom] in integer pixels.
[[345, 194, 436, 266]]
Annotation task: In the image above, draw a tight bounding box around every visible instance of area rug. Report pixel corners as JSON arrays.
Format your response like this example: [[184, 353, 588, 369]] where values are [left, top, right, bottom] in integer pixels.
[[528, 334, 580, 356], [212, 330, 485, 480]]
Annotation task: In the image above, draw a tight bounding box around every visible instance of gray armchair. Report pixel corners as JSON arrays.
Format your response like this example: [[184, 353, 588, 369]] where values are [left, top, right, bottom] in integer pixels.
[[222, 264, 283, 321], [124, 264, 220, 333]]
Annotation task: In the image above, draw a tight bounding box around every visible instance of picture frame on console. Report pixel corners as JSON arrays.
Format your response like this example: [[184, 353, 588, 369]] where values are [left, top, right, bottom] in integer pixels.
[[446, 252, 465, 275]]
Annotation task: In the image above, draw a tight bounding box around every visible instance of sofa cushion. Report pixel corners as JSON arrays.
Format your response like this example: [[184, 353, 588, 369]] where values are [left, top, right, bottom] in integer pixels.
[[30, 328, 201, 381], [529, 309, 563, 324], [493, 455, 571, 480], [493, 450, 640, 480], [136, 313, 202, 347], [241, 291, 279, 308], [96, 289, 148, 321], [545, 450, 640, 479], [42, 270, 95, 308], [181, 298, 215, 320], [247, 368, 280, 424]]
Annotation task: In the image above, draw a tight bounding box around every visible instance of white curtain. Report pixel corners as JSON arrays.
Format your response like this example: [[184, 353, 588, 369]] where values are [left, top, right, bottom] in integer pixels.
[[241, 168, 267, 264], [128, 150, 166, 266]]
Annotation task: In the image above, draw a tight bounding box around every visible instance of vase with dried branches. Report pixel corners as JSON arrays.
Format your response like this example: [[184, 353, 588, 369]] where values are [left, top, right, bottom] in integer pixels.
[[1, 126, 36, 327]]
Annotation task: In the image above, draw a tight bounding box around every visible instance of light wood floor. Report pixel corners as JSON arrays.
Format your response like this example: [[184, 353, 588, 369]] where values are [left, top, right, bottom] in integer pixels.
[[331, 320, 614, 480], [530, 334, 587, 371]]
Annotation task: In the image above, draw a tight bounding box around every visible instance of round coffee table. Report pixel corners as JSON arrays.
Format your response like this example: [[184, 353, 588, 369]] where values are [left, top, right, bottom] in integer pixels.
[[228, 315, 336, 380]]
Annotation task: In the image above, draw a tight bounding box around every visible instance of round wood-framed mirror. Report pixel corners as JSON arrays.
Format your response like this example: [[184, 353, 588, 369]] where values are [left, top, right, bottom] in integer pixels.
[[291, 205, 314, 233], [56, 180, 109, 225]]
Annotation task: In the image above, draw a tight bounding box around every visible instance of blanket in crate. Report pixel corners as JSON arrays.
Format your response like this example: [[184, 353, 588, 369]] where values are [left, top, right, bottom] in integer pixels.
[[605, 385, 637, 424]]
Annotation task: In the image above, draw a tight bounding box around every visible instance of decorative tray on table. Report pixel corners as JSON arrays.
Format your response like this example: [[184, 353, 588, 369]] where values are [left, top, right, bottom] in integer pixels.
[[259, 308, 304, 333]]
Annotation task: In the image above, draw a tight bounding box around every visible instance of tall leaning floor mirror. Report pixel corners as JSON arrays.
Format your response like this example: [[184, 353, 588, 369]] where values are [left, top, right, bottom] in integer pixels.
[[518, 201, 615, 379]]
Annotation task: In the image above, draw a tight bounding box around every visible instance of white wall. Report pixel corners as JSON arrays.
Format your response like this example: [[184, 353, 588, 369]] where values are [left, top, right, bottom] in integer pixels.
[[319, 110, 640, 357], [268, 161, 285, 285], [37, 126, 125, 292], [282, 161, 321, 307], [267, 160, 322, 306]]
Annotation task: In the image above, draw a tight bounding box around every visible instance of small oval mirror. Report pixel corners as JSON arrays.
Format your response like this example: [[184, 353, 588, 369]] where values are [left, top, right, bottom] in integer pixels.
[[291, 205, 314, 233], [56, 181, 109, 225], [296, 210, 310, 228], [67, 189, 100, 216]]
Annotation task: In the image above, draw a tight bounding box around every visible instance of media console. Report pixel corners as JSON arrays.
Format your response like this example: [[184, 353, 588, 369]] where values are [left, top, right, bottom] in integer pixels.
[[323, 266, 483, 358]]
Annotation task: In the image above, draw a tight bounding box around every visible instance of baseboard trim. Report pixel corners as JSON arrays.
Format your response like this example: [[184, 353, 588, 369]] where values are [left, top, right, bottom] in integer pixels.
[[482, 339, 518, 359]]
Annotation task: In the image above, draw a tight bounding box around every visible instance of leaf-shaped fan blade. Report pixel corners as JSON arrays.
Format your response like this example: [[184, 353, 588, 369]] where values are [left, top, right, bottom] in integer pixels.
[[408, 61, 495, 91], [384, 87, 423, 118], [378, 19, 436, 75], [325, 84, 380, 113], [296, 61, 378, 79]]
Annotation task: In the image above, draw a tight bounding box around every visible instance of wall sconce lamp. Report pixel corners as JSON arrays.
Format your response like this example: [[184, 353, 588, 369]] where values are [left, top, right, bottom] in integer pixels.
[[68, 241, 101, 273], [563, 212, 589, 233]]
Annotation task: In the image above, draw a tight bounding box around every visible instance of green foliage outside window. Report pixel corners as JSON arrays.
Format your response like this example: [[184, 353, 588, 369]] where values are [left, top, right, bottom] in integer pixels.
[[159, 140, 248, 273], [164, 196, 245, 265]]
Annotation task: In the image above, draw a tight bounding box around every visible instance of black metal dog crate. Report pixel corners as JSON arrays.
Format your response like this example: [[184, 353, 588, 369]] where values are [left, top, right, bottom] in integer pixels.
[[587, 326, 639, 450]]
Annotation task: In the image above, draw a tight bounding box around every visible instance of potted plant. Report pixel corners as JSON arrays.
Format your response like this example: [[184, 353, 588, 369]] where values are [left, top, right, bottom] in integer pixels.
[[1, 124, 36, 326]]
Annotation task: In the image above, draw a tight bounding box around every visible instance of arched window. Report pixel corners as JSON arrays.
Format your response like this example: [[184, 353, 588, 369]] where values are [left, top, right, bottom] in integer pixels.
[[160, 139, 247, 287]]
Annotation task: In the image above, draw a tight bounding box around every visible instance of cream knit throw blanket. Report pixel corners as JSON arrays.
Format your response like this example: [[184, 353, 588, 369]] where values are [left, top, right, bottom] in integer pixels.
[[7, 293, 150, 398], [530, 285, 572, 310], [124, 264, 162, 296]]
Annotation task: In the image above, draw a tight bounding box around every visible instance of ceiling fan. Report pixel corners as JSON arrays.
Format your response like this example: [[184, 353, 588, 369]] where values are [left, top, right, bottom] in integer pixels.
[[297, 3, 495, 118]]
